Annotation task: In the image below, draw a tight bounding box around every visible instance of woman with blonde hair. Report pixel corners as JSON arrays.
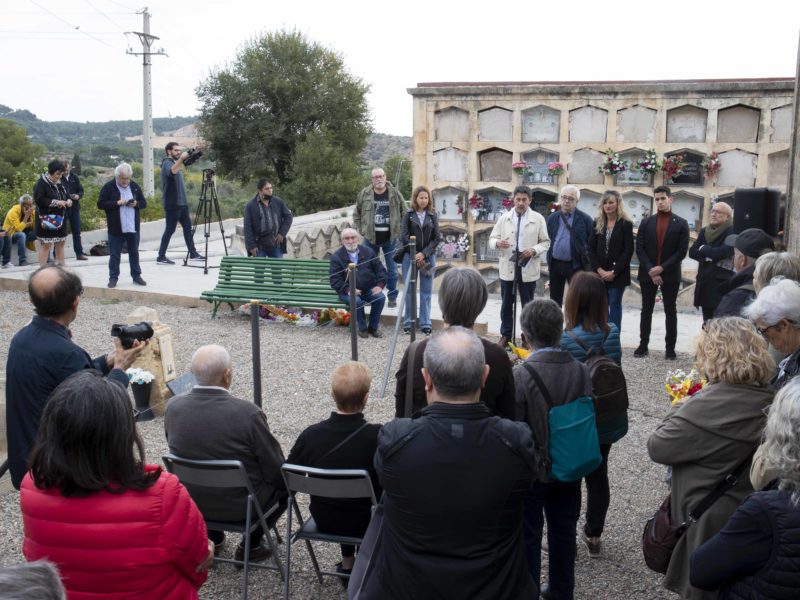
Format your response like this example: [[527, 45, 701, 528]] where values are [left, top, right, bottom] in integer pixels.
[[648, 317, 775, 600], [691, 379, 800, 598], [588, 190, 634, 331]]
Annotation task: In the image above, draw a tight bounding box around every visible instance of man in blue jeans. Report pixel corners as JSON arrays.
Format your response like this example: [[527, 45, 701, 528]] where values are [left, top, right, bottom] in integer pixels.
[[2, 194, 37, 267], [157, 141, 203, 265], [353, 167, 405, 307], [329, 228, 386, 338]]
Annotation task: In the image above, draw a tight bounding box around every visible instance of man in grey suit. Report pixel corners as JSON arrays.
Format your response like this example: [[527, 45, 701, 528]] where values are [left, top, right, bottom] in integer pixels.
[[164, 344, 286, 563]]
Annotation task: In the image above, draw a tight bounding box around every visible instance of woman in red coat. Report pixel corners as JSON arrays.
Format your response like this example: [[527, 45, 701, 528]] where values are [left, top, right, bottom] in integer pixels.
[[20, 370, 213, 599]]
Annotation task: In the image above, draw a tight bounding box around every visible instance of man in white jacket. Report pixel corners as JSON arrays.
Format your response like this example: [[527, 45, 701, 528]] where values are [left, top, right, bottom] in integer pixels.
[[489, 185, 550, 349]]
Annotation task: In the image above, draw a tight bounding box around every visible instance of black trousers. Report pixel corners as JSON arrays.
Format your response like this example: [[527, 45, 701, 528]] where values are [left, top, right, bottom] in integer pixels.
[[549, 259, 576, 307], [583, 444, 612, 538], [639, 279, 680, 351]]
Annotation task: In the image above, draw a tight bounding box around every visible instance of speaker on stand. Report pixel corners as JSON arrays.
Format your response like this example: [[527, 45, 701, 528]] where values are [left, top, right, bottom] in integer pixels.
[[732, 187, 780, 236]]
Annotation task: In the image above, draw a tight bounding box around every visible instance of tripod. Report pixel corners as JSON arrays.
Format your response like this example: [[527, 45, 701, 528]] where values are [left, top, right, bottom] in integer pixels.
[[184, 168, 228, 274]]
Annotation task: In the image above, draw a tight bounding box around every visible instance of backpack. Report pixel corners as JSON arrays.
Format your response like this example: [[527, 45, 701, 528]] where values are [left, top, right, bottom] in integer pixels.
[[522, 363, 602, 482], [566, 330, 629, 444]]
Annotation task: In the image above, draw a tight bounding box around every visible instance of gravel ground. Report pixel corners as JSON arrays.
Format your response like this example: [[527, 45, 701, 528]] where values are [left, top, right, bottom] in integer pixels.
[[0, 289, 694, 599]]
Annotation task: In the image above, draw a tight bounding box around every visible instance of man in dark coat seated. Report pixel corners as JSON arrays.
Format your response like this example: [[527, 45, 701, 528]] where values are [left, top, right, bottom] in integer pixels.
[[356, 327, 537, 599], [329, 228, 387, 338], [714, 228, 775, 318]]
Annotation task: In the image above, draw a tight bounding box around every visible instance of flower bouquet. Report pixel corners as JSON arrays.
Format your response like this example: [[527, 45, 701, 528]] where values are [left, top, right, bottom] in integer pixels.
[[456, 233, 470, 254], [318, 307, 350, 327], [702, 152, 722, 178], [635, 149, 661, 174], [661, 154, 685, 181], [547, 161, 565, 177], [512, 161, 529, 175], [501, 196, 514, 210], [126, 367, 155, 385], [468, 195, 487, 220], [665, 368, 706, 405], [598, 149, 628, 176]]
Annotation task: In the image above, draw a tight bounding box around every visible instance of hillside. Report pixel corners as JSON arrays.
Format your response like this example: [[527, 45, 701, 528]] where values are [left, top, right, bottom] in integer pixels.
[[0, 105, 411, 165]]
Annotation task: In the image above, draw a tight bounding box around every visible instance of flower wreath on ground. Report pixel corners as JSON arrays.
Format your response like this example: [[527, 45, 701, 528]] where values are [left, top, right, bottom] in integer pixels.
[[237, 304, 350, 326]]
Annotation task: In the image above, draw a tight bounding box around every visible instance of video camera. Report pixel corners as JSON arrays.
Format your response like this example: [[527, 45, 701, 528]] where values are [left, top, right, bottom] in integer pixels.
[[183, 148, 203, 167], [111, 321, 154, 349]]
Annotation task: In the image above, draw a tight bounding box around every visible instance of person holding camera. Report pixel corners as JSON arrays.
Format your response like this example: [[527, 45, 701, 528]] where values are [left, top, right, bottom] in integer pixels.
[[489, 185, 550, 350], [157, 141, 203, 265], [5, 265, 146, 489], [243, 179, 293, 257], [97, 163, 147, 288]]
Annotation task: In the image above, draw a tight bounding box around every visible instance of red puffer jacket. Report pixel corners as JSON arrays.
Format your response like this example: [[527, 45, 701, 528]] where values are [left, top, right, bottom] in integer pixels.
[[21, 465, 209, 599]]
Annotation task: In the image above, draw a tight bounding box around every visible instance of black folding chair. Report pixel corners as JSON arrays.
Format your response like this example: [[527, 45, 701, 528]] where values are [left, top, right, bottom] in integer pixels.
[[280, 464, 377, 600], [162, 454, 285, 600]]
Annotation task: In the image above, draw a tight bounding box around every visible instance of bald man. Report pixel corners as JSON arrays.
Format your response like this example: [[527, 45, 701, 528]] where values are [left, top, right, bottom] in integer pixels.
[[688, 201, 734, 321], [5, 266, 144, 488], [165, 344, 287, 564]]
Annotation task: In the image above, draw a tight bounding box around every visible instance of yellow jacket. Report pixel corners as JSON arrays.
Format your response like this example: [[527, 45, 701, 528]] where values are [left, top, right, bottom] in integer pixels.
[[4, 204, 36, 233]]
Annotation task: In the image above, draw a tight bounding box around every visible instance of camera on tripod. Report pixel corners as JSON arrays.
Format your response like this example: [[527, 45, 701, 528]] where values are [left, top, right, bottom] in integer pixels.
[[203, 168, 215, 182], [110, 321, 154, 349], [183, 148, 203, 167]]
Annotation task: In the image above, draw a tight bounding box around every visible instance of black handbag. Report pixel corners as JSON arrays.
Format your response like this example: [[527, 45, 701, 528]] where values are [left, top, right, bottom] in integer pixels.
[[642, 451, 753, 574]]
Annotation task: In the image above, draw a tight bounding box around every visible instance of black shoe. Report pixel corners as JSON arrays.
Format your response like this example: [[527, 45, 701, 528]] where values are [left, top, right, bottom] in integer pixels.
[[583, 533, 602, 558], [133, 276, 147, 286], [76, 255, 88, 261], [421, 327, 432, 335], [403, 327, 411, 334], [156, 256, 175, 265], [388, 299, 397, 308], [666, 349, 677, 360], [358, 329, 369, 339], [234, 541, 272, 568], [335, 562, 352, 590], [368, 328, 383, 338], [189, 252, 205, 261], [634, 345, 649, 357], [539, 583, 554, 599], [107, 279, 117, 288]]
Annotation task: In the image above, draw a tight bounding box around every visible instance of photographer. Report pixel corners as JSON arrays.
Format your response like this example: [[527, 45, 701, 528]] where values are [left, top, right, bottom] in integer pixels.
[[5, 265, 146, 489], [97, 163, 147, 288], [488, 185, 550, 349], [157, 141, 203, 265]]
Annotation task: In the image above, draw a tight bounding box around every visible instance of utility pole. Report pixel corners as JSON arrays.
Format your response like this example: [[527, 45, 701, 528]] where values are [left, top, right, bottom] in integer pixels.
[[127, 7, 165, 197], [785, 30, 800, 254]]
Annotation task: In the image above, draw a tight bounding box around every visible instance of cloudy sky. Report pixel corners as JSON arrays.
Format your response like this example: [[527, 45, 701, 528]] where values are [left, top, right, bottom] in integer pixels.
[[2, 0, 799, 136]]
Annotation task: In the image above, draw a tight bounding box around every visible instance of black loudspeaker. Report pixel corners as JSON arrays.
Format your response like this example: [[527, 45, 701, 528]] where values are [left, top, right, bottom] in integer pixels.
[[733, 188, 780, 236]]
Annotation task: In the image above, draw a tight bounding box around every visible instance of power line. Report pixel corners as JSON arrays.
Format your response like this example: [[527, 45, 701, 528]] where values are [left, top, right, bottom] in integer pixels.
[[26, 0, 126, 52], [85, 0, 128, 31]]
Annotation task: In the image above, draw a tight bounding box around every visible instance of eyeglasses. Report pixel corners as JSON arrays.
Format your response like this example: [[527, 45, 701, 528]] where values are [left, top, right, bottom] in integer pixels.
[[756, 323, 778, 337], [560, 195, 577, 202]]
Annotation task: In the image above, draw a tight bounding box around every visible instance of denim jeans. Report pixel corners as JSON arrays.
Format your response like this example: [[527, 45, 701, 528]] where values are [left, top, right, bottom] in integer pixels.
[[402, 253, 435, 329], [606, 286, 625, 332], [363, 238, 398, 301], [257, 247, 283, 258], [158, 205, 197, 258], [66, 204, 84, 256], [339, 287, 385, 331], [108, 232, 141, 280], [2, 231, 34, 265], [523, 480, 581, 599]]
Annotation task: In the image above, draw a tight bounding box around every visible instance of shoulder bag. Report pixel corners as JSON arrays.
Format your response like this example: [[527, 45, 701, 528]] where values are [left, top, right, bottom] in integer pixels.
[[559, 211, 591, 271], [642, 450, 754, 574]]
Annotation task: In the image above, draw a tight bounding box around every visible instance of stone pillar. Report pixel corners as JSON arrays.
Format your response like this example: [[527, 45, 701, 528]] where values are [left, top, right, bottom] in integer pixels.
[[125, 307, 177, 417]]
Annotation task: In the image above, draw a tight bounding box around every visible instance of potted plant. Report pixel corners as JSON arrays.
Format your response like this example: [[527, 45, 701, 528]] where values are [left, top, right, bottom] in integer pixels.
[[598, 149, 628, 176], [512, 161, 529, 176], [126, 367, 155, 422], [661, 154, 686, 182]]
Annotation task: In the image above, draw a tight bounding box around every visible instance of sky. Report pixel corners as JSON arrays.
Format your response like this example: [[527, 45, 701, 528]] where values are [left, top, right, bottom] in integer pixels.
[[1, 0, 799, 136]]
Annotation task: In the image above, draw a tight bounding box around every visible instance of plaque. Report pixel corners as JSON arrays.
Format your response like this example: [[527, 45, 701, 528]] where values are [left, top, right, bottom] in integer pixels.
[[670, 156, 704, 185]]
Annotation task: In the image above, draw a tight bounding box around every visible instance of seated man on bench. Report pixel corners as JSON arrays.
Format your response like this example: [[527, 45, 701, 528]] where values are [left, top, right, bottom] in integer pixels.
[[330, 228, 386, 339]]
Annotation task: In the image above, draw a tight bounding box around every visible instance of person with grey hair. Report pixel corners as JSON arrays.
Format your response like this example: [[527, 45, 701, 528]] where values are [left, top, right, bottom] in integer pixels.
[[744, 278, 800, 390], [688, 201, 734, 321], [358, 327, 537, 598], [1, 193, 37, 268], [394, 267, 515, 418], [691, 379, 800, 598], [514, 298, 593, 599], [546, 184, 593, 307], [164, 344, 287, 564], [489, 184, 550, 348], [0, 561, 65, 600], [97, 162, 147, 288], [753, 251, 800, 294]]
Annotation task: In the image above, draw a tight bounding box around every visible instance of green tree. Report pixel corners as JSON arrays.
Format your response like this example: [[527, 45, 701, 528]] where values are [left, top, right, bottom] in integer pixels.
[[196, 29, 371, 188], [71, 152, 82, 175], [282, 129, 364, 215], [383, 154, 412, 201], [0, 119, 44, 216]]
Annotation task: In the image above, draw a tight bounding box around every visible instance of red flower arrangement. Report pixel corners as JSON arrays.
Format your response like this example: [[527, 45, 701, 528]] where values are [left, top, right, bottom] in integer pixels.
[[662, 154, 685, 181], [702, 152, 722, 178]]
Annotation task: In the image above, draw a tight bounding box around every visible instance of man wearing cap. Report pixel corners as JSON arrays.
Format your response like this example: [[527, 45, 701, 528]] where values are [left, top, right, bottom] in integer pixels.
[[713, 228, 775, 318]]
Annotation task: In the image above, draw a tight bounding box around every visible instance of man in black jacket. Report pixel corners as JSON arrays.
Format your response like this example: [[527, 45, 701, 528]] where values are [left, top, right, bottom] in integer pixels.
[[714, 228, 775, 318], [689, 202, 734, 321], [356, 327, 536, 599], [634, 186, 690, 360], [329, 228, 386, 338], [5, 266, 143, 488], [97, 163, 147, 288], [243, 179, 293, 258], [61, 160, 87, 260]]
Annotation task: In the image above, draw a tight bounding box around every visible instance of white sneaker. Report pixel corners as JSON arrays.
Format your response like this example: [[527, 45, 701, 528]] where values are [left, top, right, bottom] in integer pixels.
[[1, 263, 12, 269]]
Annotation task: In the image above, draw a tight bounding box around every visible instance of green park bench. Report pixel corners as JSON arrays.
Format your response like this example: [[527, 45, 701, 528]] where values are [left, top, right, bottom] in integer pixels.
[[201, 256, 348, 318]]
